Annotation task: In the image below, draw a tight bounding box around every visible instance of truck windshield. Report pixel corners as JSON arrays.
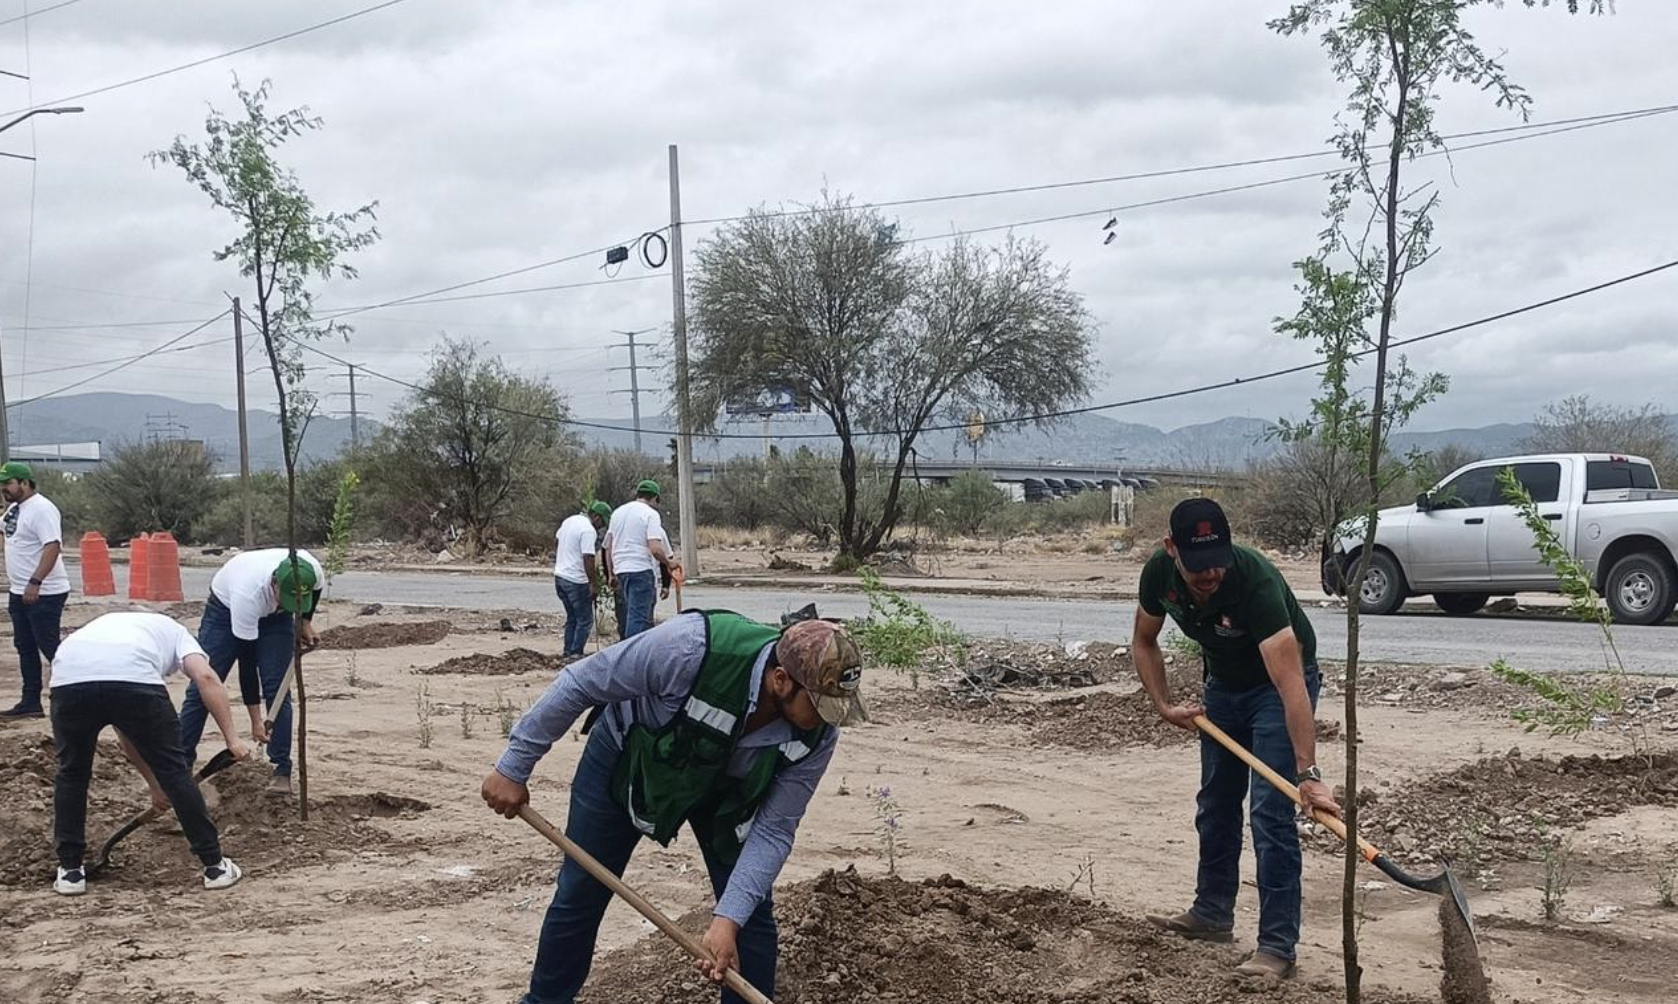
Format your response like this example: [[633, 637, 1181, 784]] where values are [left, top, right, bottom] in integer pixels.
[[1586, 460, 1659, 491]]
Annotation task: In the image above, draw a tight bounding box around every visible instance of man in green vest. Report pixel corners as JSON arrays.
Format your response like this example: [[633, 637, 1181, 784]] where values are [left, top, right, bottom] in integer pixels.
[[482, 610, 864, 1004]]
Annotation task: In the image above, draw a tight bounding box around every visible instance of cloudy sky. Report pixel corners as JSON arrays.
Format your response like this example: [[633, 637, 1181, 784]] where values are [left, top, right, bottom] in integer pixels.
[[0, 0, 1673, 446]]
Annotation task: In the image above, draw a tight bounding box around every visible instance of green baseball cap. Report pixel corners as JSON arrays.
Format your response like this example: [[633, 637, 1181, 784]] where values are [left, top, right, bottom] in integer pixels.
[[0, 461, 33, 482], [274, 558, 319, 614], [588, 500, 612, 520], [636, 479, 662, 498]]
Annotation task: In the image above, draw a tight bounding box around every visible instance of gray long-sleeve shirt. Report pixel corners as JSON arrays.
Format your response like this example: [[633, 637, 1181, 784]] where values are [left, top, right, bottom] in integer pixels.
[[494, 612, 838, 924]]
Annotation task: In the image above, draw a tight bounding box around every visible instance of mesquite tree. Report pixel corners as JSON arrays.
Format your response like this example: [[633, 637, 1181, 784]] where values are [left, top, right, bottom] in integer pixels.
[[153, 78, 378, 819], [1269, 1, 1605, 999], [689, 194, 1094, 563]]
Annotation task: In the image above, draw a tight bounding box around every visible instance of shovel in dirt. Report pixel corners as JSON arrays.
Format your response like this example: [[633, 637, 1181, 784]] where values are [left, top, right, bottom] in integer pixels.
[[1193, 715, 1476, 937], [85, 748, 240, 879], [517, 804, 774, 1004]]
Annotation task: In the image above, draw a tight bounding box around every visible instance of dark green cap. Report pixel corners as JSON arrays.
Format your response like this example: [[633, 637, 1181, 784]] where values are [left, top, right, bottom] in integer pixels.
[[0, 461, 33, 482], [275, 558, 319, 614], [588, 500, 612, 520], [635, 479, 662, 498]]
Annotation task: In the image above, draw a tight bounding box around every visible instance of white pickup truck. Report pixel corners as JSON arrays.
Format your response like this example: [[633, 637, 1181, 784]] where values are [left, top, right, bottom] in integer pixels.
[[1324, 453, 1678, 625]]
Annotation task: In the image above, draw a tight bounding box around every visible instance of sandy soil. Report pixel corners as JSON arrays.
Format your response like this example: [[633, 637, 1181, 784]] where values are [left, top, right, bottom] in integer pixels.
[[1, 602, 1676, 1003]]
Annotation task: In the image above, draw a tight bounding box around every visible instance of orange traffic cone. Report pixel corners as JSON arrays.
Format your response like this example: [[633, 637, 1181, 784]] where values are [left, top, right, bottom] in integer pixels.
[[128, 534, 152, 601], [147, 531, 184, 603], [80, 532, 116, 596]]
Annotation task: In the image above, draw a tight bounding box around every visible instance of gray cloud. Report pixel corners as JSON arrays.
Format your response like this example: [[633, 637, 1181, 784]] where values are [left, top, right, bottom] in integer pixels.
[[1, 0, 1674, 449]]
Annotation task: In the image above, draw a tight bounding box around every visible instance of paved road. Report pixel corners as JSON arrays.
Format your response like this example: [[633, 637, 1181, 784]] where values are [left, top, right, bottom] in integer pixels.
[[135, 565, 1676, 676]]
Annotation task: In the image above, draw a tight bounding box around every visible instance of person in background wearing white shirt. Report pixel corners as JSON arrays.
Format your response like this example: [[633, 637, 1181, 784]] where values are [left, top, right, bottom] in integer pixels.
[[179, 548, 323, 795], [604, 479, 677, 638], [554, 501, 612, 659], [49, 611, 250, 896], [1, 461, 73, 719]]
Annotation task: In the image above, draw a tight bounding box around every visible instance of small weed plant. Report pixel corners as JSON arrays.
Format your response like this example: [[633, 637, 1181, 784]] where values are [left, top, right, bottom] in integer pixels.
[[1655, 848, 1678, 909], [496, 687, 519, 738], [324, 470, 360, 593], [344, 650, 359, 689], [460, 704, 475, 740], [868, 784, 903, 876], [416, 682, 435, 749], [1164, 629, 1202, 660], [849, 568, 966, 689], [1536, 819, 1573, 922]]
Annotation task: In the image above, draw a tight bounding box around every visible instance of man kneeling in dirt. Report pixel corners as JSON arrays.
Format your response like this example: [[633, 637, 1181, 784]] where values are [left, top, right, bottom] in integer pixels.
[[50, 612, 249, 895], [1132, 498, 1341, 981], [482, 612, 864, 1004]]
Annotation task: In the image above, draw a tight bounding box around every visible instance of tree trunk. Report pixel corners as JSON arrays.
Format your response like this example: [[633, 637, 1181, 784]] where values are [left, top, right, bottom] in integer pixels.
[[836, 416, 863, 561], [861, 440, 917, 556]]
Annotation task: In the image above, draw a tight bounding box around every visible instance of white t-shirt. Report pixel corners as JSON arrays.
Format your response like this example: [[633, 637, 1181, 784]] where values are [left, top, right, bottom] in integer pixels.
[[553, 513, 598, 583], [210, 548, 325, 641], [49, 612, 207, 689], [606, 501, 665, 575], [3, 493, 71, 596]]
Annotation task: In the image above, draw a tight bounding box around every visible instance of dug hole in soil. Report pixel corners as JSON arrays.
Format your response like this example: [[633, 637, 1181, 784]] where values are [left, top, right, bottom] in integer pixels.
[[415, 647, 558, 676], [579, 868, 1434, 1004], [317, 619, 453, 650], [0, 732, 430, 888]]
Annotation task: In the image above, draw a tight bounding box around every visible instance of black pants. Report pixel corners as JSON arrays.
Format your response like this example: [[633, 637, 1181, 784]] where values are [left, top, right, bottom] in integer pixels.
[[51, 681, 223, 868]]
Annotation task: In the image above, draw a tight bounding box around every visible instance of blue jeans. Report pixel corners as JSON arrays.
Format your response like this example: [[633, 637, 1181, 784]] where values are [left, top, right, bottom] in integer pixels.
[[524, 729, 778, 1004], [555, 577, 594, 656], [9, 590, 67, 707], [1191, 665, 1321, 961], [179, 597, 295, 776], [619, 570, 657, 638]]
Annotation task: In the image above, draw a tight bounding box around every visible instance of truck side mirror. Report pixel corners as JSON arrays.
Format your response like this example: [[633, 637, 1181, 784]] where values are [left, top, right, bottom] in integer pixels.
[[1415, 492, 1432, 512]]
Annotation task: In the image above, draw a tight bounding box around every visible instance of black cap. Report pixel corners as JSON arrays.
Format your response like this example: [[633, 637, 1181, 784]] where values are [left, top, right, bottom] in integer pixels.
[[1169, 498, 1234, 572]]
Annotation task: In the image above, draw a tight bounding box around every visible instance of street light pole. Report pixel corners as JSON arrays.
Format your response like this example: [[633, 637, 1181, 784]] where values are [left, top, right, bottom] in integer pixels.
[[0, 106, 83, 461]]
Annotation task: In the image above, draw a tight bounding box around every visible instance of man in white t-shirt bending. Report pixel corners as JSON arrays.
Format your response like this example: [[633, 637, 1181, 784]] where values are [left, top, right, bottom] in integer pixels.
[[179, 548, 323, 795], [604, 479, 678, 638], [49, 611, 249, 896], [554, 501, 612, 658], [1, 461, 73, 719]]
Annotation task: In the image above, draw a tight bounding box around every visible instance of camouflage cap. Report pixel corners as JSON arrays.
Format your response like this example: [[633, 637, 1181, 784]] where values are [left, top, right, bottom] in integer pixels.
[[775, 619, 865, 726]]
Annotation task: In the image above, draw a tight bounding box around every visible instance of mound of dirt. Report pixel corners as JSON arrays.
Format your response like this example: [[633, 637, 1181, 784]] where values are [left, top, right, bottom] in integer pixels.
[[1332, 749, 1678, 867], [579, 869, 1430, 1004], [415, 647, 558, 676], [318, 619, 452, 650], [0, 731, 430, 889]]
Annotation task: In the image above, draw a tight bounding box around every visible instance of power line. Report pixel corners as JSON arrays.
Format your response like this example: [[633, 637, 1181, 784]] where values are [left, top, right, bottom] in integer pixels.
[[9, 312, 228, 406], [285, 257, 1678, 441], [318, 271, 663, 318], [0, 0, 92, 29], [683, 102, 1678, 228], [1, 0, 414, 117]]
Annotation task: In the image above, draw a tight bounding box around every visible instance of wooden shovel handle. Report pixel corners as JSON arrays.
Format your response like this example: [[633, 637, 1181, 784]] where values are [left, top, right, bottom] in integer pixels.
[[517, 805, 774, 1004], [1191, 715, 1381, 864]]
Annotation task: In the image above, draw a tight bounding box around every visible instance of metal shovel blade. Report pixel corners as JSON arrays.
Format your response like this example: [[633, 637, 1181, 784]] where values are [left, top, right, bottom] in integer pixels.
[[87, 749, 239, 878], [1372, 853, 1477, 940]]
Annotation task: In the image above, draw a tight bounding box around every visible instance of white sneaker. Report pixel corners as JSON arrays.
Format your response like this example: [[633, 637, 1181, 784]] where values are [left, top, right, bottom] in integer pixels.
[[54, 866, 86, 896], [203, 857, 243, 890]]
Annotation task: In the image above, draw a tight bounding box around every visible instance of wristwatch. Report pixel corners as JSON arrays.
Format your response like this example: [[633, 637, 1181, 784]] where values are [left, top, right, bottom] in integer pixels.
[[28, 577, 42, 586], [1296, 765, 1324, 785]]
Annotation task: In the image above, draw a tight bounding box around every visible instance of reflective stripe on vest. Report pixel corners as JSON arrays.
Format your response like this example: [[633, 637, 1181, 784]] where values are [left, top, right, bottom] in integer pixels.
[[735, 812, 755, 844], [778, 738, 813, 763], [684, 695, 738, 735]]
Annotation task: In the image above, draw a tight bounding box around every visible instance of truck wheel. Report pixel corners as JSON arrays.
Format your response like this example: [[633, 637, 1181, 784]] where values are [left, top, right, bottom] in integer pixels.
[[1356, 550, 1408, 616], [1604, 553, 1676, 626], [1434, 593, 1489, 616]]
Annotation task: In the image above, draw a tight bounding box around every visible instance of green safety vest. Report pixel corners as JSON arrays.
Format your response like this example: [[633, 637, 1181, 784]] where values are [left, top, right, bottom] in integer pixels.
[[611, 610, 829, 865]]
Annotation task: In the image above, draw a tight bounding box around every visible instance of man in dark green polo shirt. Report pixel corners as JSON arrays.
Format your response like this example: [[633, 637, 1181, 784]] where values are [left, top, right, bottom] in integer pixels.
[[1131, 497, 1340, 982]]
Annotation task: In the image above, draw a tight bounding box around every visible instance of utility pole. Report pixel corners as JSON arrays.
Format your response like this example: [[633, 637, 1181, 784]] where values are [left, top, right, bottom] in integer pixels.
[[609, 328, 657, 454], [668, 144, 699, 578], [325, 362, 362, 450], [233, 302, 254, 547]]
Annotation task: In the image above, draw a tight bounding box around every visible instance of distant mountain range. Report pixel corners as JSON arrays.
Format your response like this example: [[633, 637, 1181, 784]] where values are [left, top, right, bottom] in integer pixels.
[[7, 393, 362, 471], [4, 392, 1662, 472]]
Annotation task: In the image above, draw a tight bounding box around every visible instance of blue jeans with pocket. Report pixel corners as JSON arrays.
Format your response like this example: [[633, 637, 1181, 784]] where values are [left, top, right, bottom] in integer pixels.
[[618, 569, 657, 638], [179, 596, 295, 776], [9, 589, 67, 708], [1190, 664, 1321, 961], [523, 728, 777, 1004], [555, 576, 594, 656]]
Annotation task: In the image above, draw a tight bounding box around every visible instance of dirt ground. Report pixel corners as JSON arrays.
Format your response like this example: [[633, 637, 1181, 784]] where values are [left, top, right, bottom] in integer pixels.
[[2, 600, 1677, 1003]]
